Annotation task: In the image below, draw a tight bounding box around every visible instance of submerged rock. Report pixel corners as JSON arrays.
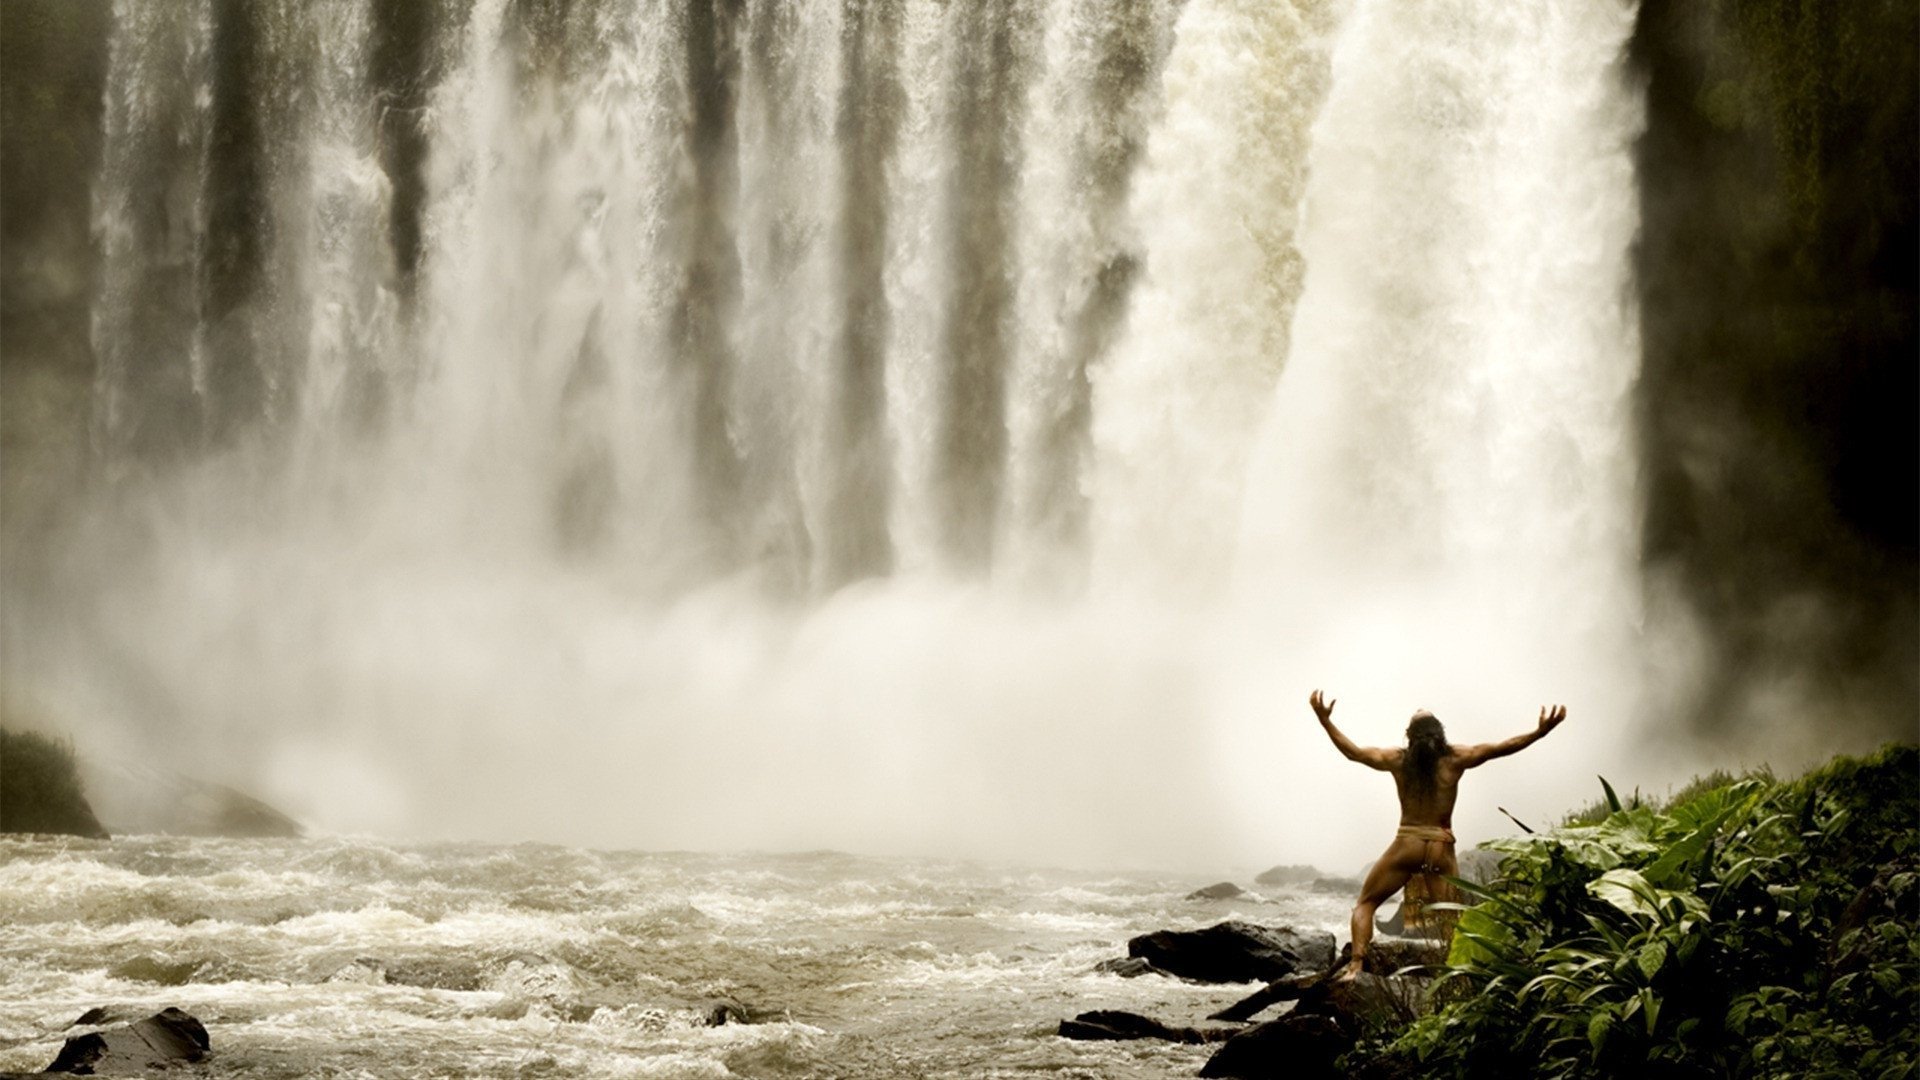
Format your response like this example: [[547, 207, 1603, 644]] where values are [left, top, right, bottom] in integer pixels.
[[383, 958, 487, 992], [1186, 881, 1249, 901], [108, 955, 202, 986], [1126, 920, 1335, 984], [703, 998, 751, 1026], [323, 957, 388, 985], [1056, 1010, 1233, 1044], [42, 1007, 209, 1074], [1092, 956, 1159, 978]]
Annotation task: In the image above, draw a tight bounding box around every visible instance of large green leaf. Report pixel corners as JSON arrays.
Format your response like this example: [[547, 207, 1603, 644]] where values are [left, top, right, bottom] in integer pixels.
[[1637, 939, 1668, 980], [1589, 868, 1659, 918]]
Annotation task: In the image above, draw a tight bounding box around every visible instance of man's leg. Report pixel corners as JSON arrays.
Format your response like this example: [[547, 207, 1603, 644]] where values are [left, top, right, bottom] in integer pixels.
[[1347, 838, 1421, 979]]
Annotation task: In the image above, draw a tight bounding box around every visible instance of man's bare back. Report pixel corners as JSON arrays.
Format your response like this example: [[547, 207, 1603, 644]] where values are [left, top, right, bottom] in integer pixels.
[[1309, 690, 1567, 979]]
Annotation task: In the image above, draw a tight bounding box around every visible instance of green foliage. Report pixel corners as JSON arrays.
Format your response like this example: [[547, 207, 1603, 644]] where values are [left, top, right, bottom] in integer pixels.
[[1349, 746, 1920, 1079], [1561, 766, 1776, 828]]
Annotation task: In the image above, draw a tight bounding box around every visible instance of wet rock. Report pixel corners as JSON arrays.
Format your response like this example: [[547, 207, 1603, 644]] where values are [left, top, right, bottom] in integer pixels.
[[1201, 970, 1412, 1078], [1056, 1010, 1233, 1044], [487, 954, 599, 1023], [42, 1007, 209, 1074], [1206, 971, 1322, 1022], [1309, 877, 1360, 895], [1252, 864, 1320, 886], [384, 959, 487, 992], [704, 998, 751, 1026], [1211, 943, 1443, 1022], [1093, 956, 1159, 978], [1127, 920, 1336, 984], [1199, 1013, 1349, 1079], [1186, 881, 1248, 901], [1291, 971, 1411, 1033]]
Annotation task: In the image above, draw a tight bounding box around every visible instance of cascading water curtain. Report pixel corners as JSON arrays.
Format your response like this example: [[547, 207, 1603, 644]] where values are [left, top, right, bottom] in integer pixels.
[[22, 0, 1652, 865]]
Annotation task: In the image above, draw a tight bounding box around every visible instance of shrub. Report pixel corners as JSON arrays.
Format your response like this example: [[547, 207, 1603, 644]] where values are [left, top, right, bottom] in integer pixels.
[[1350, 745, 1918, 1079]]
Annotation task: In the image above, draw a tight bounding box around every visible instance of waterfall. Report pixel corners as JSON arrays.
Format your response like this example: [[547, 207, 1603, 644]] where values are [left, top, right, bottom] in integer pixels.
[[1221, 0, 1648, 854], [16, 0, 1654, 867]]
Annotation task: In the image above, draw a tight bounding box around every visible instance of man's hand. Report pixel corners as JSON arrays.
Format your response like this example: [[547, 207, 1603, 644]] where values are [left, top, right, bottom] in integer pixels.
[[1311, 689, 1336, 724], [1537, 705, 1567, 733]]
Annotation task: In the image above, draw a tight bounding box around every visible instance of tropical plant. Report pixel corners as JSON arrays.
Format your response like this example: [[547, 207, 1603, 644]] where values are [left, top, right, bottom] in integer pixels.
[[1347, 745, 1919, 1079]]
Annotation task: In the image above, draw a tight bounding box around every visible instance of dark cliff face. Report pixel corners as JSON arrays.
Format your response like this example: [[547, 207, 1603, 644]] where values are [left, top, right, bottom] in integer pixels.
[[0, 0, 110, 544], [1629, 0, 1918, 742]]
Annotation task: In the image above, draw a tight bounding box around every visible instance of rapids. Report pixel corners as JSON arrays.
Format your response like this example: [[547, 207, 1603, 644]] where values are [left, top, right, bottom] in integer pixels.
[[0, 836, 1349, 1077]]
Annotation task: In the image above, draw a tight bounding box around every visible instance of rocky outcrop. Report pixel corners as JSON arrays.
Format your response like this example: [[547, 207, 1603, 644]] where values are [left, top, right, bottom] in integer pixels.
[[1126, 921, 1335, 984], [0, 729, 107, 839], [1199, 1012, 1349, 1079], [703, 998, 752, 1026], [1253, 864, 1319, 886], [78, 757, 300, 839], [1185, 881, 1249, 901], [1200, 973, 1420, 1079], [40, 1007, 208, 1074]]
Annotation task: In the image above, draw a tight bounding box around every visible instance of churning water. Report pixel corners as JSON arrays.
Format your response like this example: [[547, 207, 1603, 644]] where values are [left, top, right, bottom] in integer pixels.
[[0, 836, 1351, 1077], [10, 0, 1657, 870]]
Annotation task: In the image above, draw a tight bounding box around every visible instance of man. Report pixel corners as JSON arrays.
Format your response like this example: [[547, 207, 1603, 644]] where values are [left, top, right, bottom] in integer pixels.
[[1310, 689, 1567, 980]]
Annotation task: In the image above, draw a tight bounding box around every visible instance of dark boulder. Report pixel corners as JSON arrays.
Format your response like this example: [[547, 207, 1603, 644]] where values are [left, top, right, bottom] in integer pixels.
[[1127, 920, 1335, 984], [1186, 881, 1248, 901], [1057, 1010, 1234, 1044], [1211, 942, 1443, 1022], [42, 1007, 208, 1074], [1199, 1013, 1349, 1079], [1290, 971, 1411, 1030], [704, 998, 752, 1026]]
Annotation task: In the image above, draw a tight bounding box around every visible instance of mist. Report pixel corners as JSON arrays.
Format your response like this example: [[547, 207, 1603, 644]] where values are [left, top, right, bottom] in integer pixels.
[[3, 0, 1913, 880]]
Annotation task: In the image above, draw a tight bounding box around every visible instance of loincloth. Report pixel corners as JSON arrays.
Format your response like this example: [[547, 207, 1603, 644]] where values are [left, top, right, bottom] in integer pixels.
[[1395, 825, 1458, 932]]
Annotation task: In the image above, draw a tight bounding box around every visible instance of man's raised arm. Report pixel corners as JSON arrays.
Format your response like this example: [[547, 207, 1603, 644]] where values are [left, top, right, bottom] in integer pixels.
[[1310, 690, 1399, 771], [1454, 705, 1568, 769]]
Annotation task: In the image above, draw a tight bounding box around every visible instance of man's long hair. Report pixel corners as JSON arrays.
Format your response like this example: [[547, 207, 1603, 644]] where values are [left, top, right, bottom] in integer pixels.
[[1404, 711, 1451, 797]]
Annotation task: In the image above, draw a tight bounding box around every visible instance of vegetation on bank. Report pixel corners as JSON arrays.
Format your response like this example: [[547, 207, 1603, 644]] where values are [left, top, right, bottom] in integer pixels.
[[1346, 745, 1918, 1079], [0, 727, 108, 837]]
